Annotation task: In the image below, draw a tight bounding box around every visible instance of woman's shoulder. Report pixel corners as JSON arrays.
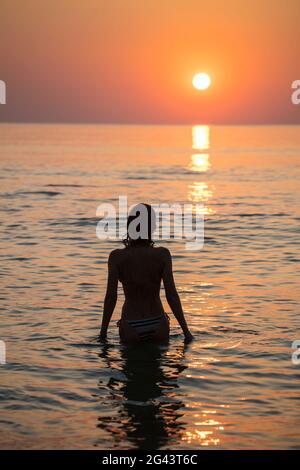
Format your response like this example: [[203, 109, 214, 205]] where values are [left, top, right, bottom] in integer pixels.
[[108, 248, 124, 262], [153, 246, 171, 258]]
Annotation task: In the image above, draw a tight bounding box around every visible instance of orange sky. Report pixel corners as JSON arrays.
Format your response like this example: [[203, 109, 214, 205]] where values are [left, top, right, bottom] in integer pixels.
[[1, 0, 300, 124]]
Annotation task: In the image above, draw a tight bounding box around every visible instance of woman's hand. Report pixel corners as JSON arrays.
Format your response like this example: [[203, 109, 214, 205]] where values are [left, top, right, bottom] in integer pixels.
[[183, 330, 194, 343], [99, 328, 107, 341]]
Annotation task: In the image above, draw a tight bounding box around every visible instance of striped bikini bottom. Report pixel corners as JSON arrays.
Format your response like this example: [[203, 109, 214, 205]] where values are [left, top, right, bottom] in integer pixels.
[[118, 313, 168, 341]]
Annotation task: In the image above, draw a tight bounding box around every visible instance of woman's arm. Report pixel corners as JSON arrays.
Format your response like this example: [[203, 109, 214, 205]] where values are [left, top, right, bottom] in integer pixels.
[[99, 250, 119, 340], [162, 248, 194, 342]]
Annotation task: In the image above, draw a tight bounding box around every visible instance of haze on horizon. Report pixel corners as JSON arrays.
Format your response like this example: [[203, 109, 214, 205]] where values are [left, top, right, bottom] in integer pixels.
[[0, 0, 300, 124]]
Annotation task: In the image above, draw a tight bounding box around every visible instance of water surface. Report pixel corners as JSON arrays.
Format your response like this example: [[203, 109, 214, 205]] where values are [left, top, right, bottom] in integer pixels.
[[0, 124, 300, 449]]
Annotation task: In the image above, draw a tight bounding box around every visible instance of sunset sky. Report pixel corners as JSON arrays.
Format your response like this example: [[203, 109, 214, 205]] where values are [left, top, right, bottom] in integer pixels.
[[1, 0, 300, 124]]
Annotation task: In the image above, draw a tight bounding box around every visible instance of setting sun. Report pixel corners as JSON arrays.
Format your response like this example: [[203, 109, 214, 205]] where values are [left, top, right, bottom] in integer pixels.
[[192, 73, 211, 90]]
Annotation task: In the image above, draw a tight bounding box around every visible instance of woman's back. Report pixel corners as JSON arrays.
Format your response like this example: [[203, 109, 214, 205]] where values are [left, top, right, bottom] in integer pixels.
[[114, 246, 167, 319]]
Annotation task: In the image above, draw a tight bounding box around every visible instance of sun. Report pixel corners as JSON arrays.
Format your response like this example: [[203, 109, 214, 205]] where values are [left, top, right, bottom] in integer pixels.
[[192, 72, 211, 90]]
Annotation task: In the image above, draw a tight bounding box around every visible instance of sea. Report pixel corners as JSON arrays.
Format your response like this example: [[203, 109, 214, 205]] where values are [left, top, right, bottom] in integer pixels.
[[0, 123, 299, 449]]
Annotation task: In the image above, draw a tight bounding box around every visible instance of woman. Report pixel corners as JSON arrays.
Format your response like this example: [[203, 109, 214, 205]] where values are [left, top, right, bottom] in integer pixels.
[[99, 203, 194, 343]]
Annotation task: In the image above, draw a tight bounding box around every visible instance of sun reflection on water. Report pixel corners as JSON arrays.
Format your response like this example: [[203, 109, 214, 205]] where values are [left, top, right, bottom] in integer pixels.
[[182, 429, 220, 447], [192, 125, 210, 150], [188, 182, 215, 214], [188, 125, 215, 214], [188, 181, 213, 202], [189, 154, 211, 172], [181, 407, 227, 447]]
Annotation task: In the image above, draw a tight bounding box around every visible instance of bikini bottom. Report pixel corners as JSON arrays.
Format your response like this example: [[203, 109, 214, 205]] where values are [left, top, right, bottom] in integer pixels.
[[117, 313, 170, 343]]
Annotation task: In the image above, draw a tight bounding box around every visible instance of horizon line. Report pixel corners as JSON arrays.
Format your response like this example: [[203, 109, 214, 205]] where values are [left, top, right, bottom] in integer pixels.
[[0, 121, 300, 127]]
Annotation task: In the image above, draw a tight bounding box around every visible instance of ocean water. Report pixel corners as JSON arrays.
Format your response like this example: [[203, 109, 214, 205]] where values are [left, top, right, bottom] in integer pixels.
[[0, 123, 300, 449]]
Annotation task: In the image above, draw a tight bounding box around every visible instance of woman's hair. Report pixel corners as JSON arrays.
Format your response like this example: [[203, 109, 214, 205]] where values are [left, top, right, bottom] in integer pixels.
[[123, 203, 156, 248]]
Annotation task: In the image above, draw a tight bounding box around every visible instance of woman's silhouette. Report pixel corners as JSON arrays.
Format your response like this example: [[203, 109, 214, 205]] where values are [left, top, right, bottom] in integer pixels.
[[100, 203, 193, 343]]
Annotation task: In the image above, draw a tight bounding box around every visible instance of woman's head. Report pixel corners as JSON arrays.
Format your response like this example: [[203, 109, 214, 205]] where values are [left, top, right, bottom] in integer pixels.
[[123, 203, 156, 248]]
